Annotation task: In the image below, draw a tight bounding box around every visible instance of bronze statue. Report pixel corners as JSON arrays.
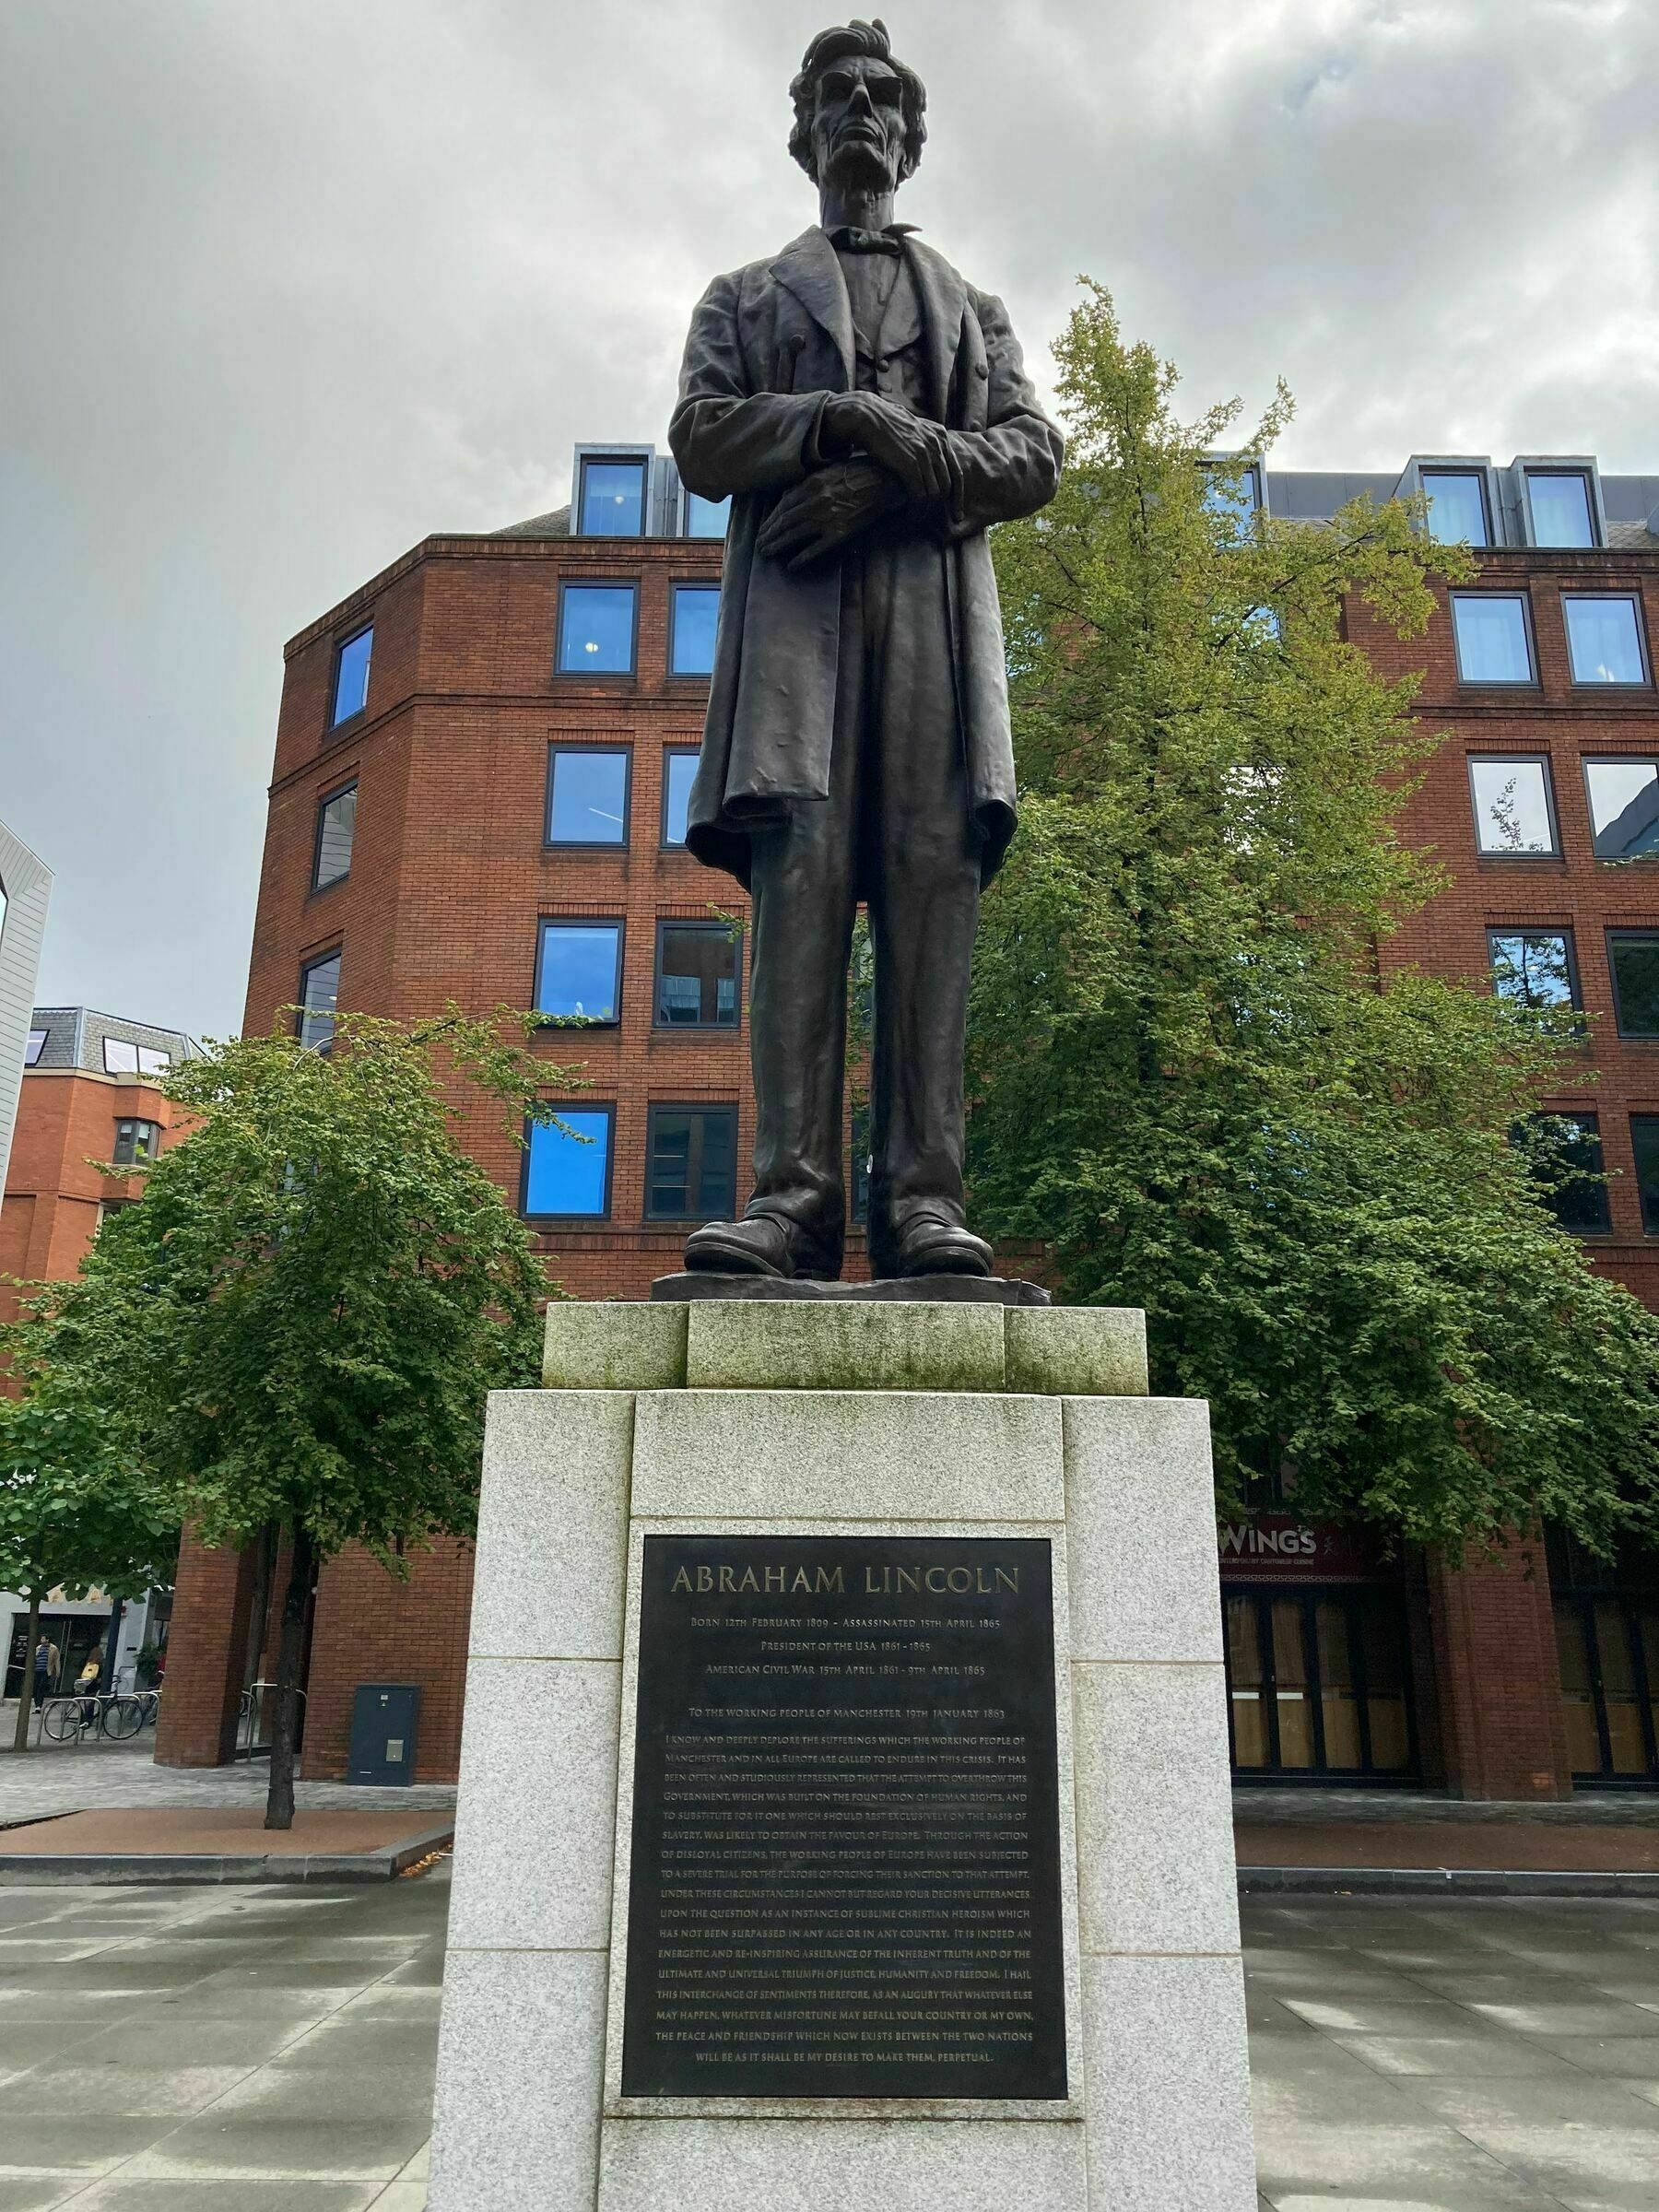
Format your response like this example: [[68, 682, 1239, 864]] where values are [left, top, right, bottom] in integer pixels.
[[671, 18, 1061, 1282]]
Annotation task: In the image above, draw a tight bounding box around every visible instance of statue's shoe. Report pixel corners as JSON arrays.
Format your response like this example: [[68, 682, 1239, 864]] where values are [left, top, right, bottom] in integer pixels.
[[683, 1216, 836, 1279], [890, 1217, 994, 1278]]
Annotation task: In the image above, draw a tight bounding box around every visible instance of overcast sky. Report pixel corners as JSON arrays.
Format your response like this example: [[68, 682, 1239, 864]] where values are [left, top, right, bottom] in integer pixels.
[[3, 0, 1655, 1040]]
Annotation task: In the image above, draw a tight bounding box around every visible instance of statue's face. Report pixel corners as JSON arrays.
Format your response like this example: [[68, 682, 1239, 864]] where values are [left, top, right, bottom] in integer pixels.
[[811, 54, 907, 195]]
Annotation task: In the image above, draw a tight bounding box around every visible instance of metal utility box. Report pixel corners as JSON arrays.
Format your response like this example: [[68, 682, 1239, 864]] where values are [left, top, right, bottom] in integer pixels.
[[347, 1683, 421, 1785]]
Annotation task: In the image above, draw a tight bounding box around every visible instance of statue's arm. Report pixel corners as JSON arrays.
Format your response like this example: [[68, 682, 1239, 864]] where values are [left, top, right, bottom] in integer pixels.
[[668, 271, 828, 498], [939, 291, 1065, 539]]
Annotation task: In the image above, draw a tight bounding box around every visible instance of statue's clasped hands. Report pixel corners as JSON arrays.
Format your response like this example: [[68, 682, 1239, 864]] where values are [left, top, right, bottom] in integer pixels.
[[759, 394, 959, 571]]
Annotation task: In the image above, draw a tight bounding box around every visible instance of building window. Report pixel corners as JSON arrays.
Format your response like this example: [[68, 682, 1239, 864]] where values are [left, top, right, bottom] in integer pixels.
[[24, 1028, 47, 1065], [298, 950, 341, 1053], [1583, 758, 1659, 861], [102, 1037, 171, 1077], [547, 747, 629, 845], [1488, 928, 1579, 1012], [331, 627, 372, 727], [1607, 933, 1659, 1038], [644, 1104, 737, 1220], [1518, 1112, 1611, 1234], [1563, 595, 1649, 688], [112, 1119, 160, 1168], [1451, 594, 1535, 686], [1201, 460, 1260, 528], [1526, 470, 1597, 548], [1467, 756, 1558, 856], [523, 1107, 614, 1219], [1631, 1116, 1659, 1234], [1420, 470, 1490, 547], [685, 491, 731, 539], [535, 921, 622, 1025], [662, 748, 699, 847], [98, 1197, 137, 1231], [556, 583, 638, 676], [655, 921, 739, 1028], [669, 584, 720, 678], [578, 456, 647, 537], [313, 783, 357, 889]]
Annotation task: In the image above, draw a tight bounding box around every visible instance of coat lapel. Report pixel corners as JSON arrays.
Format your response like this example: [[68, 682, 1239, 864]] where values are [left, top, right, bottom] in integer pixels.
[[769, 228, 853, 389], [905, 240, 967, 424]]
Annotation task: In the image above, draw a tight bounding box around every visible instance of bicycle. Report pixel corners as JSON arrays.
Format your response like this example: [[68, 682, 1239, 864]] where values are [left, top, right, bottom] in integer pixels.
[[39, 1695, 96, 1744]]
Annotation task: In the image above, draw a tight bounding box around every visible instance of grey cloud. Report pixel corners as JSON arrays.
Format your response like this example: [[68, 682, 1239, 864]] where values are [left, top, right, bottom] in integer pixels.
[[1, 0, 1653, 1035]]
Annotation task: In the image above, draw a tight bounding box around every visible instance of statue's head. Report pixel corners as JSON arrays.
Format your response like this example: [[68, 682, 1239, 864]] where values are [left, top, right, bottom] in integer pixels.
[[788, 18, 926, 199]]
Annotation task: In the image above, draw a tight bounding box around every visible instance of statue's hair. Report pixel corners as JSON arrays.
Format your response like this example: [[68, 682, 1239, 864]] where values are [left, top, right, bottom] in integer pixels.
[[788, 18, 927, 183]]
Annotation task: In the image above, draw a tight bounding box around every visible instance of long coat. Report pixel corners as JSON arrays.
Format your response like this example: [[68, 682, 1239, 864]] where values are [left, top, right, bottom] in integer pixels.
[[668, 226, 1063, 890]]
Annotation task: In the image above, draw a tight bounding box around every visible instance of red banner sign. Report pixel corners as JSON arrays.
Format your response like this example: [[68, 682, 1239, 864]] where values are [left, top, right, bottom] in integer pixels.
[[1217, 1515, 1394, 1583]]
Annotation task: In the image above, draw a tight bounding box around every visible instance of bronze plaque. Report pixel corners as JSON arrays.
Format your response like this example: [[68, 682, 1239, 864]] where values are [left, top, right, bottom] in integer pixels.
[[620, 1535, 1066, 2100]]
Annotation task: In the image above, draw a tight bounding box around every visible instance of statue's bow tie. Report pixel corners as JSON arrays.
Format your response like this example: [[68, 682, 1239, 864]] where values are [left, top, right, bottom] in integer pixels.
[[830, 225, 908, 254]]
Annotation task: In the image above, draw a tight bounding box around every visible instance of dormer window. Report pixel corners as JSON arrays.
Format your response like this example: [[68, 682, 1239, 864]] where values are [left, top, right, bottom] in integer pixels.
[[1525, 470, 1598, 548], [1420, 470, 1491, 547], [578, 455, 648, 537]]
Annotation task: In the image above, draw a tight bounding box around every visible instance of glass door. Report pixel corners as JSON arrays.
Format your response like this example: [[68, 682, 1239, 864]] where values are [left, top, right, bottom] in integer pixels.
[[1553, 1595, 1659, 1784], [1223, 1586, 1418, 1780]]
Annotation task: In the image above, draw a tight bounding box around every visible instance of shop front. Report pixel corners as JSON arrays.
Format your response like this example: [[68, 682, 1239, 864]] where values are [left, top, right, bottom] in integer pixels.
[[1549, 1534, 1659, 1788], [1220, 1517, 1419, 1783]]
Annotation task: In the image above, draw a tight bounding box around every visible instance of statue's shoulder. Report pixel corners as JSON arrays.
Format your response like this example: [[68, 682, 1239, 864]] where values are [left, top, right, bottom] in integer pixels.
[[698, 231, 820, 303]]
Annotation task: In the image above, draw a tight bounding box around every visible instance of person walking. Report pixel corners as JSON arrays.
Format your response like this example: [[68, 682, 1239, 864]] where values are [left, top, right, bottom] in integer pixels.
[[32, 1635, 59, 1711]]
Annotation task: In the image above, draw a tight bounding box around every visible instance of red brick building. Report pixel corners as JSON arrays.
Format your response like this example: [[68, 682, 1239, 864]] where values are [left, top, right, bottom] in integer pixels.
[[160, 443, 1659, 1800]]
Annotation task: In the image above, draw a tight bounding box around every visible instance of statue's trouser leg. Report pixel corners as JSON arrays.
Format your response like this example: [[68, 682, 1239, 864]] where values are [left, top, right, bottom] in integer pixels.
[[743, 565, 865, 1274], [859, 534, 982, 1276]]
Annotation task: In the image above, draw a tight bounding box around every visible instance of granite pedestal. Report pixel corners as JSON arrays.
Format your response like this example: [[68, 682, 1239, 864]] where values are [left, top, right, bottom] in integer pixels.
[[428, 1298, 1254, 2212]]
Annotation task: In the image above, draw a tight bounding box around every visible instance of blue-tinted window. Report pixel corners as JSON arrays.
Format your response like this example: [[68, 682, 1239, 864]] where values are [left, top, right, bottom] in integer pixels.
[[313, 784, 357, 888], [1421, 472, 1489, 547], [663, 750, 698, 847], [655, 922, 739, 1027], [1564, 595, 1648, 687], [1202, 462, 1259, 530], [1527, 471, 1596, 547], [580, 458, 646, 536], [685, 491, 731, 539], [535, 922, 622, 1023], [331, 628, 372, 725], [1452, 594, 1534, 685], [557, 584, 637, 675], [524, 1109, 613, 1218], [298, 950, 341, 1052], [1488, 929, 1578, 1011], [644, 1105, 736, 1220], [547, 747, 629, 845], [1468, 756, 1557, 855], [1584, 759, 1659, 860], [670, 585, 720, 677], [1608, 934, 1659, 1038]]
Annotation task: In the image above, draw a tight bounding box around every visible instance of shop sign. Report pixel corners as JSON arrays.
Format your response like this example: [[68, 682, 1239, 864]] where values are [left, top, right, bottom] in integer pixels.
[[1217, 1514, 1390, 1583]]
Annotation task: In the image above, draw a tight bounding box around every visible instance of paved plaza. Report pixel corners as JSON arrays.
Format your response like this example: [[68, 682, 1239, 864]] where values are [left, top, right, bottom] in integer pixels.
[[0, 1857, 1657, 2207]]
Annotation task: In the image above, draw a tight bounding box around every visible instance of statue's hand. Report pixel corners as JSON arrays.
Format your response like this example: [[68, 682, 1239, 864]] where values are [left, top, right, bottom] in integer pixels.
[[758, 463, 906, 571], [821, 394, 959, 502]]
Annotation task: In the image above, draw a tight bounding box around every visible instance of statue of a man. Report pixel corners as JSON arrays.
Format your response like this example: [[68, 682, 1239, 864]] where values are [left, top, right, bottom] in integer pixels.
[[671, 18, 1061, 1282]]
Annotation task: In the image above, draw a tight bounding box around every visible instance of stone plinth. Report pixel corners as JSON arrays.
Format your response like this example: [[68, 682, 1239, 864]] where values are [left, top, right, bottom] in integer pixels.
[[429, 1300, 1254, 2212]]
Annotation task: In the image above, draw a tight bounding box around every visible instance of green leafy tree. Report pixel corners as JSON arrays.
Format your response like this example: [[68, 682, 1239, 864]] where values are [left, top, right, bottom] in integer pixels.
[[8, 1009, 578, 1823], [970, 284, 1659, 1556], [0, 1383, 177, 1752]]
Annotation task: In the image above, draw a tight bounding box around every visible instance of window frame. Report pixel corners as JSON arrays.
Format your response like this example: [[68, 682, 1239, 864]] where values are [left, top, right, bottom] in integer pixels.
[[666, 582, 721, 681], [112, 1117, 161, 1170], [1524, 467, 1601, 549], [653, 917, 743, 1031], [24, 1028, 47, 1066], [1486, 925, 1582, 1013], [545, 743, 633, 850], [661, 747, 700, 850], [328, 624, 373, 733], [1419, 467, 1492, 547], [312, 779, 359, 892], [1631, 1113, 1659, 1235], [682, 488, 732, 540], [520, 1102, 617, 1223], [554, 579, 640, 680], [1562, 592, 1652, 691], [1524, 1109, 1613, 1236], [1606, 929, 1659, 1040], [1582, 754, 1659, 864], [576, 453, 650, 539], [533, 916, 625, 1029], [297, 947, 343, 1053], [1450, 590, 1538, 688], [641, 1100, 740, 1223], [1465, 751, 1561, 860]]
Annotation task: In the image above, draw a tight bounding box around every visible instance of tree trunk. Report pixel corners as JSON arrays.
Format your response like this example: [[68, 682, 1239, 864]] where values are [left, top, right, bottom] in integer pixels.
[[100, 1598, 125, 1695], [264, 1524, 317, 1831], [11, 1590, 41, 1754]]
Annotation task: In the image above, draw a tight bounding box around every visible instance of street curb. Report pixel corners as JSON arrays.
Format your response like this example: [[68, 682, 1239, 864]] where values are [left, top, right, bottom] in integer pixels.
[[1240, 1864, 1659, 1898], [0, 1821, 455, 1885]]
